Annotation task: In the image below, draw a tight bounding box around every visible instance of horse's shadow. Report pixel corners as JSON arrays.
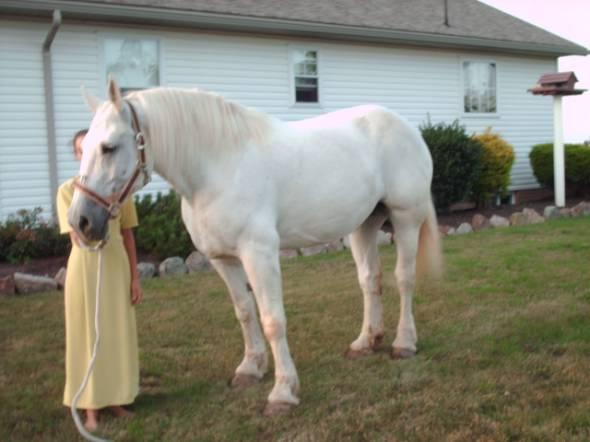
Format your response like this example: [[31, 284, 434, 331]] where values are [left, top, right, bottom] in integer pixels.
[[133, 379, 216, 414]]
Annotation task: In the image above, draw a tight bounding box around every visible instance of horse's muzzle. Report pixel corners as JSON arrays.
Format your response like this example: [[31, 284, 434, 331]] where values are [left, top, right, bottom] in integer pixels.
[[68, 196, 110, 242]]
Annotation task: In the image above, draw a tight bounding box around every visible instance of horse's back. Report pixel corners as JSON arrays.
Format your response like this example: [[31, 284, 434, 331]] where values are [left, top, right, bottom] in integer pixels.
[[269, 105, 432, 247]]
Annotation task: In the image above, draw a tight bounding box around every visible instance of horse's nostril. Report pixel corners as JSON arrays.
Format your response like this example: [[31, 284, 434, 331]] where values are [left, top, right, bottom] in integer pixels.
[[79, 216, 90, 233]]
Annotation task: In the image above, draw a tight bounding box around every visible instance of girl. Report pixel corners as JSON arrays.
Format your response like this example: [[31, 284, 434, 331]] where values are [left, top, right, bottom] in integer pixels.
[[57, 129, 142, 431]]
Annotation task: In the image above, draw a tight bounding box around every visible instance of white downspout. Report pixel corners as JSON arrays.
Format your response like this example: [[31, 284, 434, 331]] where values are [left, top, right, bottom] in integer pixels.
[[42, 9, 62, 219]]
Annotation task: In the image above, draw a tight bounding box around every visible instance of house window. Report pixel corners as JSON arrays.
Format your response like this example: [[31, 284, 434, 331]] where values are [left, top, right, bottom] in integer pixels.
[[292, 49, 319, 103], [463, 61, 497, 113], [105, 38, 159, 93]]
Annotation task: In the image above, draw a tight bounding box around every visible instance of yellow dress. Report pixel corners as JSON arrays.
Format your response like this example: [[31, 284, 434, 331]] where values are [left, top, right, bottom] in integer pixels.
[[57, 178, 139, 409]]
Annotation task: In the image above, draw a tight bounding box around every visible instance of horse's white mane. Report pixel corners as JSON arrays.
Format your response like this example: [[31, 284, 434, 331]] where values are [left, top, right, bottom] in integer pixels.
[[128, 87, 272, 156]]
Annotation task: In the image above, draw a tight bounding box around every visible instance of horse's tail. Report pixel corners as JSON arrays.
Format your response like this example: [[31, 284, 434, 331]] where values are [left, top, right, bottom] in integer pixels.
[[416, 199, 443, 280]]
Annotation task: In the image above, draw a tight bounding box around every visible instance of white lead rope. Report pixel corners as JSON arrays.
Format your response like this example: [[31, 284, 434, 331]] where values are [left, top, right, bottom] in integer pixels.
[[70, 245, 111, 442]]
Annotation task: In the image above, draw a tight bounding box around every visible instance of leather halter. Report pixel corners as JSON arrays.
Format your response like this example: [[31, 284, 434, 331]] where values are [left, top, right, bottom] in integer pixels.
[[73, 100, 151, 219]]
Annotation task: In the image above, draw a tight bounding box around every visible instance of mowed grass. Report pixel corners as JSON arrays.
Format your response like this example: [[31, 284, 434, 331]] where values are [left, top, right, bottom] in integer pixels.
[[1, 218, 590, 441]]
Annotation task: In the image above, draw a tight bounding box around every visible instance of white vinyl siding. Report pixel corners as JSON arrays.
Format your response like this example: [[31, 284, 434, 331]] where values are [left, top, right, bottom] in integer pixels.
[[0, 19, 556, 218], [0, 22, 51, 219]]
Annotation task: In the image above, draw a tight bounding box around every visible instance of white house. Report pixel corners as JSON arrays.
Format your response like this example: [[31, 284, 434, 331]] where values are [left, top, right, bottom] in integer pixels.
[[0, 0, 587, 219]]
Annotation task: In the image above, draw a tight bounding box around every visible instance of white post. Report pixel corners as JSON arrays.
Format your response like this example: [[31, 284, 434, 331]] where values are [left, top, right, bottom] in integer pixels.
[[553, 96, 565, 207]]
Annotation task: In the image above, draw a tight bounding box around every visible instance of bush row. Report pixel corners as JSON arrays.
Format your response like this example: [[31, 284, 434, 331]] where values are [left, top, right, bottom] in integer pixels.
[[0, 193, 194, 264], [529, 143, 590, 196], [134, 192, 194, 260], [420, 121, 514, 211], [0, 208, 70, 263]]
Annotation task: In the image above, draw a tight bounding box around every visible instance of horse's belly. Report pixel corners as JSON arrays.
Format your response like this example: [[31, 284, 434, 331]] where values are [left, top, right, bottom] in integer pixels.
[[275, 145, 383, 248], [276, 195, 380, 249]]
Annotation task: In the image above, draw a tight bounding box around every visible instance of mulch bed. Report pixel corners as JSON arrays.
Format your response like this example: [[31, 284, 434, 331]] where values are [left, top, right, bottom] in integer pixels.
[[0, 196, 580, 279]]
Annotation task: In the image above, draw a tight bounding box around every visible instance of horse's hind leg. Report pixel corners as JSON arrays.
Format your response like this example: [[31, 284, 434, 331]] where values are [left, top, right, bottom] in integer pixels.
[[389, 207, 424, 359], [210, 257, 268, 387], [345, 212, 388, 358]]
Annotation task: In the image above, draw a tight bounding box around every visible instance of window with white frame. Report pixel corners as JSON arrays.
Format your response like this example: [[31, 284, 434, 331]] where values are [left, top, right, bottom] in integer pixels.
[[105, 38, 159, 93], [463, 61, 497, 113], [292, 49, 319, 103]]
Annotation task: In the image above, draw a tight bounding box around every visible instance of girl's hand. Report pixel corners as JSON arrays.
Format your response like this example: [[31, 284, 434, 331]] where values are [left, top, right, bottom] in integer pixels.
[[131, 277, 143, 305]]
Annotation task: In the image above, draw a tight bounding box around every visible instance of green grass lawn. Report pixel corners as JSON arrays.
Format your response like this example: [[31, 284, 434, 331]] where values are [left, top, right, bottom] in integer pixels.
[[2, 218, 590, 441]]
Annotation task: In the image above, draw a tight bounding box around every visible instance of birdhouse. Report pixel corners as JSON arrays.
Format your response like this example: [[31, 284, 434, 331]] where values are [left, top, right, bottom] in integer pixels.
[[528, 71, 585, 96], [528, 71, 586, 208]]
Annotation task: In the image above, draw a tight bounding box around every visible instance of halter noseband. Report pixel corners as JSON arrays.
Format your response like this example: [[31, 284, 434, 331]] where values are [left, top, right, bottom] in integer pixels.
[[73, 100, 151, 219]]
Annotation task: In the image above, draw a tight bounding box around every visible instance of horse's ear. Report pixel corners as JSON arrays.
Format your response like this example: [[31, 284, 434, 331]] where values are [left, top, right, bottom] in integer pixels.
[[107, 75, 123, 111], [81, 85, 102, 113]]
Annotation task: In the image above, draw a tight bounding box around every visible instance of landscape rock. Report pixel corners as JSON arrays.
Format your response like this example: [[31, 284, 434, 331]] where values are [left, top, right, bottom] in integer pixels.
[[14, 272, 57, 294], [571, 201, 590, 217], [471, 214, 490, 231], [280, 249, 299, 259], [342, 236, 352, 249], [300, 244, 328, 257], [509, 212, 527, 226], [447, 227, 456, 235], [522, 208, 545, 224], [544, 206, 560, 220], [185, 251, 212, 273], [137, 262, 156, 280], [326, 240, 345, 252], [455, 222, 473, 235], [158, 257, 188, 277], [377, 231, 393, 246], [489, 215, 510, 228], [439, 225, 453, 236], [559, 208, 572, 218], [54, 267, 67, 289], [0, 275, 16, 296]]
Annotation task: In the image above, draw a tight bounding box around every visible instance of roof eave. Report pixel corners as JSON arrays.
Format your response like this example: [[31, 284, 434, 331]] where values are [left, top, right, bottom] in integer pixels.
[[2, 0, 588, 57]]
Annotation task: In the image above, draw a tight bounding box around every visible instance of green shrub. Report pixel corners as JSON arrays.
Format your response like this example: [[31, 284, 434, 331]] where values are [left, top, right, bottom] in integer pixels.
[[0, 208, 70, 263], [472, 128, 515, 205], [420, 120, 483, 211], [134, 192, 194, 260], [529, 143, 590, 195]]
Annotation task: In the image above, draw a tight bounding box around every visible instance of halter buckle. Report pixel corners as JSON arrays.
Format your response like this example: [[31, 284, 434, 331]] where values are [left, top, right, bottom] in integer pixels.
[[136, 132, 146, 149], [108, 202, 121, 219]]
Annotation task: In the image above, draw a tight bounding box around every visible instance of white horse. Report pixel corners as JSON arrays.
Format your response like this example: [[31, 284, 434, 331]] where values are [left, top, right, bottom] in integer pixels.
[[69, 78, 442, 416]]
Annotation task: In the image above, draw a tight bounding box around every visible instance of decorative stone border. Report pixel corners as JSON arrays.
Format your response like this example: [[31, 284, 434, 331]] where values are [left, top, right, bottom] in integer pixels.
[[439, 201, 590, 237], [3, 202, 588, 295]]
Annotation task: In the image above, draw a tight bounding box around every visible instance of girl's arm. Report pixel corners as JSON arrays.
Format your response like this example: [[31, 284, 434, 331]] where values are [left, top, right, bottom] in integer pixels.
[[122, 228, 142, 305], [69, 231, 81, 248]]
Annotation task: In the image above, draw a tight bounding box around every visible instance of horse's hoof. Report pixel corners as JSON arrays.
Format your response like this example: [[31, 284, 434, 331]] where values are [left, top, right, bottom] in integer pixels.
[[391, 347, 416, 359], [263, 401, 295, 417], [230, 373, 261, 389], [344, 347, 374, 359]]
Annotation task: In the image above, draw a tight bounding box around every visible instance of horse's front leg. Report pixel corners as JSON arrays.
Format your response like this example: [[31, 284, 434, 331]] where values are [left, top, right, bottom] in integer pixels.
[[210, 257, 268, 387], [240, 241, 300, 416]]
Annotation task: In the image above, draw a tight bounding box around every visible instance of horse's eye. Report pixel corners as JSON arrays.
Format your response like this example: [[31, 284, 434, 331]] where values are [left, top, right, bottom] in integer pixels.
[[101, 143, 117, 154]]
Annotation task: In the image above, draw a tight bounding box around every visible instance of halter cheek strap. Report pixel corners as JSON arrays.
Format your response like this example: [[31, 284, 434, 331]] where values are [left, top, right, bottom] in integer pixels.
[[74, 100, 151, 219]]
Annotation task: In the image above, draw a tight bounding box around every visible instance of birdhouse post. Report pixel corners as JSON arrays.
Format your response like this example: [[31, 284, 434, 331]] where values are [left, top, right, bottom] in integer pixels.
[[528, 72, 586, 207]]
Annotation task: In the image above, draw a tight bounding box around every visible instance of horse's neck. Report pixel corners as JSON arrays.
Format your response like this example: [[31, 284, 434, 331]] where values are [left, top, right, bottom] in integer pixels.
[[151, 153, 192, 199]]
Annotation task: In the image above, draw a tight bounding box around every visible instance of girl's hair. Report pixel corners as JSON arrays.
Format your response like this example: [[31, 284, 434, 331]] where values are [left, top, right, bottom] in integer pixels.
[[72, 129, 88, 152]]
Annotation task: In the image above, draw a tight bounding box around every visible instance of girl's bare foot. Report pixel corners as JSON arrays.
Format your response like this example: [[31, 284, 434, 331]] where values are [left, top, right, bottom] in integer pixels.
[[85, 409, 98, 432], [109, 405, 134, 418]]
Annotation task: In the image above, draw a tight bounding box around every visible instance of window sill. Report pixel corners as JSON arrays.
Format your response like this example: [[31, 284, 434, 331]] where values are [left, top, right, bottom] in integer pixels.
[[290, 102, 324, 110], [461, 113, 501, 120]]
